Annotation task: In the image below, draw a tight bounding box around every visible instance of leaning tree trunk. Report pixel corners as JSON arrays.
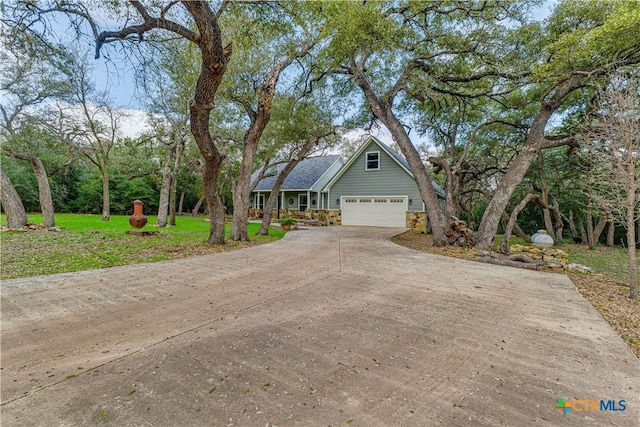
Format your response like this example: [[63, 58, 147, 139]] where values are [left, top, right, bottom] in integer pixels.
[[258, 185, 282, 236], [30, 157, 55, 227], [384, 114, 448, 245], [11, 153, 55, 227], [259, 136, 319, 235], [475, 75, 584, 250], [192, 195, 205, 216], [157, 142, 176, 227], [579, 221, 588, 245], [0, 170, 28, 228], [501, 212, 531, 243], [350, 63, 448, 246], [500, 193, 540, 254]]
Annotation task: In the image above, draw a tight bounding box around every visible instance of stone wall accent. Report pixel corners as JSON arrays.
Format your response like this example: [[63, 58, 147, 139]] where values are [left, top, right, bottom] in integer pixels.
[[325, 209, 341, 226], [509, 244, 569, 271], [249, 208, 264, 219], [249, 208, 341, 225], [406, 211, 427, 231]]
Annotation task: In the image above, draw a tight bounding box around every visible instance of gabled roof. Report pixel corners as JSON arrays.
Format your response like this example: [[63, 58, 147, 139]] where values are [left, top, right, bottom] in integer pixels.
[[323, 135, 445, 196], [252, 155, 342, 191]]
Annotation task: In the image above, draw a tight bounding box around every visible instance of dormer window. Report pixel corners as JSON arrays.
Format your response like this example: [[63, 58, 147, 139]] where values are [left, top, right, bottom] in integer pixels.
[[366, 151, 380, 170]]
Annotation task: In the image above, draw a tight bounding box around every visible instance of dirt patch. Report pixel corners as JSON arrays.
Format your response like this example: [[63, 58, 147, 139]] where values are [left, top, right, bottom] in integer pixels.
[[392, 229, 640, 357]]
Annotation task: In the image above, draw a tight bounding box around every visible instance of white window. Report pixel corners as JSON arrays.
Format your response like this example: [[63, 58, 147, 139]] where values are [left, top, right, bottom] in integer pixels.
[[365, 151, 380, 170], [255, 194, 265, 209]]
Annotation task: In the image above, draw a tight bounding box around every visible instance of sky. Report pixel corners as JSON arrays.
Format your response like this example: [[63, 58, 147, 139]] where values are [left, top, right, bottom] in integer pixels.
[[85, 1, 557, 145]]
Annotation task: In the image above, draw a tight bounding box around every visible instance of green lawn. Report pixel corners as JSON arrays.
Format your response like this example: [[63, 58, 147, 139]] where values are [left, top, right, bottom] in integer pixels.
[[1, 214, 286, 279]]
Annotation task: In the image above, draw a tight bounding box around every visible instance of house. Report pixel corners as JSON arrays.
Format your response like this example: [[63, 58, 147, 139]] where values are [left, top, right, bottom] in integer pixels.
[[322, 136, 445, 228], [249, 155, 345, 218], [250, 136, 445, 229]]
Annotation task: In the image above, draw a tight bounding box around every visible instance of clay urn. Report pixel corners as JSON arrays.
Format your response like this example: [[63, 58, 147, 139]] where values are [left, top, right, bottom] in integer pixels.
[[129, 200, 148, 229]]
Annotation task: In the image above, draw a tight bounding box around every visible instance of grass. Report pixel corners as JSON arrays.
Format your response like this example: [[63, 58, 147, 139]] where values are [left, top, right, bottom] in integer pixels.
[[1, 213, 286, 279]]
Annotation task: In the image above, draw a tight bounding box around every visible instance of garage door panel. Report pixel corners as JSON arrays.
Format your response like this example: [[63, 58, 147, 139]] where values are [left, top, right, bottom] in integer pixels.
[[342, 196, 406, 227]]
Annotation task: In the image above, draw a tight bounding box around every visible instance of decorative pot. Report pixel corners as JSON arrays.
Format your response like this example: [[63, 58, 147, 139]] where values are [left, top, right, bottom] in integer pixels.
[[531, 229, 554, 247], [129, 200, 148, 229]]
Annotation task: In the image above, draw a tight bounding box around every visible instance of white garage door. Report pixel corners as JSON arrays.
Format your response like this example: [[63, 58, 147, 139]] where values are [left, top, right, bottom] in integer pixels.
[[341, 197, 407, 227]]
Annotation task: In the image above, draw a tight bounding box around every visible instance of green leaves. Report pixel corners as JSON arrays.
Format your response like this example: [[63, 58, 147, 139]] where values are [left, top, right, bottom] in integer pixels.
[[536, 0, 640, 78]]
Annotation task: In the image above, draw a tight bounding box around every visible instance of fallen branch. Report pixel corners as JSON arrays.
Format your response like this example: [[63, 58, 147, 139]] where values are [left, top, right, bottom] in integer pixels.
[[476, 251, 545, 270]]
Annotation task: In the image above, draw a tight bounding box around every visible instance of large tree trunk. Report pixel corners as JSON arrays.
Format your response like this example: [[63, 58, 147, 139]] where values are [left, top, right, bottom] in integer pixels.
[[201, 156, 226, 244], [182, 1, 231, 244], [100, 165, 110, 221], [231, 136, 260, 241], [156, 142, 176, 227], [428, 156, 457, 218], [550, 195, 564, 243], [0, 170, 28, 228], [93, 1, 229, 241], [11, 153, 55, 227], [500, 193, 540, 254], [475, 75, 584, 250], [169, 140, 183, 226]]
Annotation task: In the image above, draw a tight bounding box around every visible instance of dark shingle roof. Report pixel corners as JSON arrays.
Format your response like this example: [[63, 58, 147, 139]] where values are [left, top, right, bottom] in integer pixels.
[[252, 155, 341, 191]]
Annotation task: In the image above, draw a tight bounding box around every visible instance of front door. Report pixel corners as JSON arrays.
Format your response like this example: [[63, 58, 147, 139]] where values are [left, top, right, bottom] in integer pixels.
[[299, 194, 308, 212]]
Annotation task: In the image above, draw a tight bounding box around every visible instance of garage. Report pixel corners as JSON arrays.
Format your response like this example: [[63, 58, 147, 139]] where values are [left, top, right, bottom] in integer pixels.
[[341, 196, 407, 227]]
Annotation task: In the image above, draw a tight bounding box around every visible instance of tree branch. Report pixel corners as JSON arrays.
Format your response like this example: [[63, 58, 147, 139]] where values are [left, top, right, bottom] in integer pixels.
[[95, 0, 200, 59]]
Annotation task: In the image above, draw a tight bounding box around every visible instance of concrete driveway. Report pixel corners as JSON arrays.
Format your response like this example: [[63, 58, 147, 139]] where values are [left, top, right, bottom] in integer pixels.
[[1, 226, 638, 426]]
